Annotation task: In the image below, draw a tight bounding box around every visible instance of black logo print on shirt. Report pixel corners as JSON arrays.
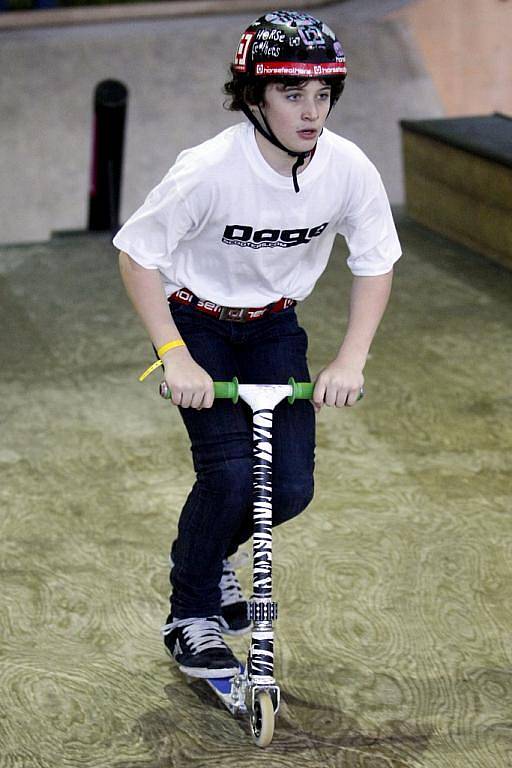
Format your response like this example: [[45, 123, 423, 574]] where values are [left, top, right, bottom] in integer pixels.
[[222, 222, 328, 249]]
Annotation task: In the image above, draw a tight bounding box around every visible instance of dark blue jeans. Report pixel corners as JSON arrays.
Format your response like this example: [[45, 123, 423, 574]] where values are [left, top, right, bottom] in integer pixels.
[[168, 302, 315, 618]]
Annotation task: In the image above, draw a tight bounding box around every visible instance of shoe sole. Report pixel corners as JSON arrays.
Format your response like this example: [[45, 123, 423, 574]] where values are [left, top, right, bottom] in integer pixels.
[[164, 647, 240, 679], [179, 663, 241, 679]]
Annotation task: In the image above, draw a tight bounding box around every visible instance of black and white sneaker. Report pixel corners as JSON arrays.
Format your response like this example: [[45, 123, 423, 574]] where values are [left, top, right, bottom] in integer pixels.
[[220, 555, 252, 636], [161, 615, 241, 678], [168, 551, 252, 636]]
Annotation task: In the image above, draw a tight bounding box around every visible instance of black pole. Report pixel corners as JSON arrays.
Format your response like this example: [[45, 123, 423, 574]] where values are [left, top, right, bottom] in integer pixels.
[[88, 79, 128, 234]]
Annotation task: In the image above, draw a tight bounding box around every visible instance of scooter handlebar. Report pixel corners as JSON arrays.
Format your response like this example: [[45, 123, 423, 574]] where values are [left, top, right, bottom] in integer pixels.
[[159, 377, 314, 404]]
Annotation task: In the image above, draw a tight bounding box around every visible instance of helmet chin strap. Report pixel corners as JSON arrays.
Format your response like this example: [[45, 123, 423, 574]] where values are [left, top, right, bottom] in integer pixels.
[[240, 102, 314, 193]]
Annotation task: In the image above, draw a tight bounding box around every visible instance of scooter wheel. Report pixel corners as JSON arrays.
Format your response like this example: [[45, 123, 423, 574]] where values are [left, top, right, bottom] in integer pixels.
[[251, 691, 274, 748]]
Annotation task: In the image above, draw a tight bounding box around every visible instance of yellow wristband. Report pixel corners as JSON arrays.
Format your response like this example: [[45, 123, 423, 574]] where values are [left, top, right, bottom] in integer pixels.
[[139, 339, 186, 382], [157, 339, 186, 358], [139, 359, 163, 382]]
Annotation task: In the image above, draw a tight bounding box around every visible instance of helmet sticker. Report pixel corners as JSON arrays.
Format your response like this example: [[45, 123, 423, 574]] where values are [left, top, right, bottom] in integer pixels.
[[334, 41, 345, 59], [265, 11, 315, 26], [234, 31, 255, 71], [255, 28, 286, 42], [254, 61, 346, 77], [253, 40, 282, 58], [298, 26, 325, 47]]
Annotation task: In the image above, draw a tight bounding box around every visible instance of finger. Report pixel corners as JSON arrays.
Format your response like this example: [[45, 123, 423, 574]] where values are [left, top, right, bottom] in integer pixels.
[[349, 385, 366, 406], [191, 391, 206, 410], [171, 389, 183, 407], [201, 395, 214, 409], [345, 387, 361, 407], [180, 391, 193, 408], [334, 388, 350, 407], [325, 384, 339, 408], [195, 381, 215, 409], [312, 380, 325, 409], [203, 385, 215, 409]]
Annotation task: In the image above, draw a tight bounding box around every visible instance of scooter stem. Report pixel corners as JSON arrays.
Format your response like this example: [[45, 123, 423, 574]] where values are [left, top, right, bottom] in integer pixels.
[[237, 385, 291, 686]]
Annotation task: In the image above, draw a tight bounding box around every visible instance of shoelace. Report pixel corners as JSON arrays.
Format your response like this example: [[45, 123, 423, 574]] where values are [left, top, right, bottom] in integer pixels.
[[160, 616, 229, 653], [220, 555, 249, 607]]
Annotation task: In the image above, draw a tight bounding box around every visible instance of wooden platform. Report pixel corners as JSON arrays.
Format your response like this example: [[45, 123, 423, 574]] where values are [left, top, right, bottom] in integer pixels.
[[401, 113, 512, 269]]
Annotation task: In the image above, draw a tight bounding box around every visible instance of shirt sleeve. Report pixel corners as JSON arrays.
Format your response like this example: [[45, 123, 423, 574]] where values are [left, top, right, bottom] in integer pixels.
[[112, 167, 196, 270], [337, 157, 402, 276]]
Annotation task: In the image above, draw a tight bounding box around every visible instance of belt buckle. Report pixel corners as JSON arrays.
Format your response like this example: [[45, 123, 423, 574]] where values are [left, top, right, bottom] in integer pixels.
[[219, 306, 249, 322]]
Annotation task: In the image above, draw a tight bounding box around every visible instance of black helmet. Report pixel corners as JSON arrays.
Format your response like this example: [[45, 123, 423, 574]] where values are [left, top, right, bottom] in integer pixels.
[[233, 10, 347, 81], [231, 11, 347, 193]]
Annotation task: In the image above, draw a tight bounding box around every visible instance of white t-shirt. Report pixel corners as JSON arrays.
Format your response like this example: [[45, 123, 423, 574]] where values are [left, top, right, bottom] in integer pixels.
[[113, 122, 401, 306]]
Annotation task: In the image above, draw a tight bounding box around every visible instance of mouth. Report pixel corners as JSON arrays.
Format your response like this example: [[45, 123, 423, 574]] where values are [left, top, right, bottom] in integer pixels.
[[297, 129, 317, 140]]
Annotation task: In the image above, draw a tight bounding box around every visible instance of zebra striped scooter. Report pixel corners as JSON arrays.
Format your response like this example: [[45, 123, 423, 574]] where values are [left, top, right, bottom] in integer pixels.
[[159, 377, 314, 748]]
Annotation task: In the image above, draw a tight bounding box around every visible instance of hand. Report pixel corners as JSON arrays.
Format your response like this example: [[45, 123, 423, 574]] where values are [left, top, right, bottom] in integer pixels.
[[162, 347, 214, 409], [312, 358, 364, 413]]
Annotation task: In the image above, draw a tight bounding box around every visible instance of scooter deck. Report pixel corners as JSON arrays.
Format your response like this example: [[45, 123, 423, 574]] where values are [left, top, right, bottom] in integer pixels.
[[204, 666, 247, 715]]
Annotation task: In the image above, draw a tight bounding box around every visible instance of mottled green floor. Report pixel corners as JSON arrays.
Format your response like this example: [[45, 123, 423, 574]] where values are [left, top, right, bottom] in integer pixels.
[[1, 216, 511, 767]]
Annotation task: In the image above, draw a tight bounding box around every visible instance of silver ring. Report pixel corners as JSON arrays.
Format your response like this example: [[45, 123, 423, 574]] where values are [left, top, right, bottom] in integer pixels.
[[358, 386, 365, 401]]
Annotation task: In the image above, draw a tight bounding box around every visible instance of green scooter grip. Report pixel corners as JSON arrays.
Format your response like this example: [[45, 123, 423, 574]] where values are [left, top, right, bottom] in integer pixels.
[[159, 377, 240, 403], [287, 378, 314, 404], [213, 378, 239, 403]]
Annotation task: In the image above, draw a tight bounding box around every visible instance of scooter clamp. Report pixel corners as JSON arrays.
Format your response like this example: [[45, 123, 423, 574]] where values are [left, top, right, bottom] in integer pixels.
[[248, 601, 278, 622]]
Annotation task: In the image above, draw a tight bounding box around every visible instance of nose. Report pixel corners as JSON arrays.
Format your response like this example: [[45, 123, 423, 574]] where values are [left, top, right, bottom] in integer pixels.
[[302, 97, 319, 121]]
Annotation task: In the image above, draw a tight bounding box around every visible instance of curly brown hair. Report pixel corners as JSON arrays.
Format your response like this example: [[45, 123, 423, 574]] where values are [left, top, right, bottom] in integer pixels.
[[223, 64, 345, 111]]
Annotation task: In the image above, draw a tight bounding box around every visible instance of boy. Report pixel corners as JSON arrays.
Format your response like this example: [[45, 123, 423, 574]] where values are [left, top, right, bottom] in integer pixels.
[[114, 10, 401, 679]]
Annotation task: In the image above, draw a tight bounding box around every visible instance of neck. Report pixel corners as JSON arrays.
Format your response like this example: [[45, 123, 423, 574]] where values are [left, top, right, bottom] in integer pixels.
[[254, 129, 312, 177]]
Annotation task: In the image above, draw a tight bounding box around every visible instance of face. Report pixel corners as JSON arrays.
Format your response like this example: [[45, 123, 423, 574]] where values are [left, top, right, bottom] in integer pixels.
[[258, 79, 331, 153]]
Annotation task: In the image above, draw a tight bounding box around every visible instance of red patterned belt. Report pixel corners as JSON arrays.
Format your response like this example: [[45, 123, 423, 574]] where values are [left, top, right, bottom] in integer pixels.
[[168, 288, 296, 322]]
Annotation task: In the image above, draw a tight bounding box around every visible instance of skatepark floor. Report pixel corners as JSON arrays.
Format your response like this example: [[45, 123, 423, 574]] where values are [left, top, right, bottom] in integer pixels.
[[1, 214, 511, 767]]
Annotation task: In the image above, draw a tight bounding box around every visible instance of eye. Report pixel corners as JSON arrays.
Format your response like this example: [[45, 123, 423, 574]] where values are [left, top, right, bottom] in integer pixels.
[[317, 92, 331, 100], [286, 92, 301, 101]]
